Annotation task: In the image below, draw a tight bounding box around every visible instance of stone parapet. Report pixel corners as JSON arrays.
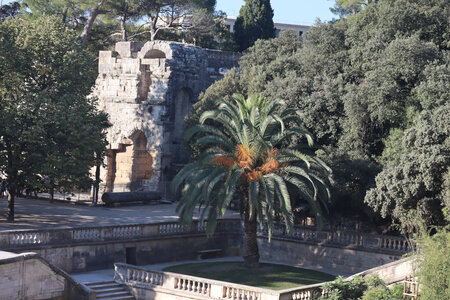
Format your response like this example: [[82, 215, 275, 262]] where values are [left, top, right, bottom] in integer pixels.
[[0, 251, 95, 300]]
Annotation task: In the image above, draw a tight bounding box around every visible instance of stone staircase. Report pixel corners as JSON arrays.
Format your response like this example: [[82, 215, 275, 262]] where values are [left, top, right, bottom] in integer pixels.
[[84, 280, 135, 300]]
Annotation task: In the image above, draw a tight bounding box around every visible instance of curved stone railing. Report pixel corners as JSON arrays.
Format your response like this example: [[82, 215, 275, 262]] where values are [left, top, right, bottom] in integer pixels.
[[115, 258, 416, 300], [114, 262, 278, 300], [0, 219, 241, 249], [278, 283, 329, 300]]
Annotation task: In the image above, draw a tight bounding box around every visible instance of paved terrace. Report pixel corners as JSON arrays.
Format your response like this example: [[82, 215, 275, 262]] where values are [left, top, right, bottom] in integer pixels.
[[0, 197, 240, 231]]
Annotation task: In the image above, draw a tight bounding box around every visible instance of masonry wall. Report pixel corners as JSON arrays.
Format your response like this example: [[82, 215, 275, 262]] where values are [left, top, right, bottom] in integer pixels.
[[258, 238, 402, 275], [94, 41, 240, 197], [0, 252, 92, 300], [14, 234, 242, 274]]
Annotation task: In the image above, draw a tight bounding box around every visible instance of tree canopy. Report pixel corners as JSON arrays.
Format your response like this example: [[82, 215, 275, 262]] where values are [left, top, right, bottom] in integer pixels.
[[0, 16, 110, 220], [234, 0, 276, 51], [188, 0, 450, 229], [173, 95, 331, 267], [22, 0, 235, 52]]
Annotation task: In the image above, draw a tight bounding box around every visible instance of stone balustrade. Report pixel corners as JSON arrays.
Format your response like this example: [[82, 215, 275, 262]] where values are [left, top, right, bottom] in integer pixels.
[[0, 219, 240, 249], [0, 219, 411, 255], [116, 262, 414, 300], [115, 262, 280, 300], [259, 223, 412, 254], [114, 263, 336, 300], [278, 283, 330, 300]]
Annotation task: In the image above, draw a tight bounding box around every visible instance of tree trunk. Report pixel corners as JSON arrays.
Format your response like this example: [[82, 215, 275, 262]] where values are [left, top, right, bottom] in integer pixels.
[[148, 13, 159, 41], [50, 186, 54, 202], [7, 190, 15, 222], [92, 162, 101, 205], [120, 15, 128, 41], [243, 201, 260, 268], [80, 0, 106, 46]]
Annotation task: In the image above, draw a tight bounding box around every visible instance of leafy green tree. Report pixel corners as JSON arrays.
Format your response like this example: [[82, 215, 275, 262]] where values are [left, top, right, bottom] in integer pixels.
[[365, 104, 450, 228], [181, 9, 236, 50], [25, 0, 222, 47], [172, 95, 331, 267], [331, 0, 366, 17], [234, 0, 276, 51], [0, 16, 109, 220], [0, 1, 21, 21], [188, 0, 450, 227]]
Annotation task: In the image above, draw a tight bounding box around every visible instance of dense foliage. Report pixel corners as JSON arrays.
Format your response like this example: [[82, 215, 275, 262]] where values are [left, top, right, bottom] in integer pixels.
[[233, 0, 276, 51], [19, 0, 235, 52], [416, 229, 450, 300], [173, 95, 331, 267], [188, 0, 450, 229], [319, 275, 403, 300], [0, 16, 110, 220]]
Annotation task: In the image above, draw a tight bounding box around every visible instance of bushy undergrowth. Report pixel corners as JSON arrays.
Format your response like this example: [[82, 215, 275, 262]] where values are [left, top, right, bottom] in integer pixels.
[[417, 229, 450, 300], [319, 275, 403, 300]]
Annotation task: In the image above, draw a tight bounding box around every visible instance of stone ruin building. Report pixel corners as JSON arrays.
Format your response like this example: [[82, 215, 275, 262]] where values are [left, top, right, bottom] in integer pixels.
[[94, 41, 240, 198]]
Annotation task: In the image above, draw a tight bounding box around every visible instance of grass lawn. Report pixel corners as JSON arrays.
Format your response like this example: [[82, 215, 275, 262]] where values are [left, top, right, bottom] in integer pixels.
[[163, 261, 336, 290]]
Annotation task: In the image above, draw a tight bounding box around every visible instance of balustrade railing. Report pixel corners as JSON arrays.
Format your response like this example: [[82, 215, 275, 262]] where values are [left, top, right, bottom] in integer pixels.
[[279, 283, 331, 300], [173, 274, 211, 296], [9, 231, 44, 245], [258, 224, 411, 254], [0, 218, 410, 254], [115, 263, 275, 300], [0, 219, 240, 249]]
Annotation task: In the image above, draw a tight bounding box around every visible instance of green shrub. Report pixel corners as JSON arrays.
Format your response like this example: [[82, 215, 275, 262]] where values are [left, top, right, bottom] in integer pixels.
[[320, 276, 366, 300], [361, 286, 391, 300], [417, 229, 450, 300], [390, 284, 404, 299], [320, 275, 402, 300], [361, 283, 403, 300]]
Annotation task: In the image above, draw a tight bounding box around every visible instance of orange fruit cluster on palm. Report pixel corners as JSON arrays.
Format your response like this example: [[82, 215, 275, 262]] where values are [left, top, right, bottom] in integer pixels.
[[211, 145, 282, 181]]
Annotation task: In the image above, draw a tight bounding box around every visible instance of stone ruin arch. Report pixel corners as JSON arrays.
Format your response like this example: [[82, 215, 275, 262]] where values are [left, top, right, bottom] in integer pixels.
[[94, 41, 240, 197], [105, 129, 153, 192]]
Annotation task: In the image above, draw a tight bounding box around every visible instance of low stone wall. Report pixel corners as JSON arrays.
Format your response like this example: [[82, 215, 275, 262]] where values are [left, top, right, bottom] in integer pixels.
[[0, 220, 411, 275], [257, 223, 410, 275], [258, 239, 403, 275], [350, 257, 415, 285], [0, 251, 94, 300], [0, 220, 241, 273]]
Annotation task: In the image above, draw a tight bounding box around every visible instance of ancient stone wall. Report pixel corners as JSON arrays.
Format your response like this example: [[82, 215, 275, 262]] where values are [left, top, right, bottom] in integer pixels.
[[94, 41, 240, 196]]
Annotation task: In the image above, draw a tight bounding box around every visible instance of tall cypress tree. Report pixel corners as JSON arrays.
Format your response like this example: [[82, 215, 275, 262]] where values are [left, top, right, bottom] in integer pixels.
[[234, 0, 276, 51]]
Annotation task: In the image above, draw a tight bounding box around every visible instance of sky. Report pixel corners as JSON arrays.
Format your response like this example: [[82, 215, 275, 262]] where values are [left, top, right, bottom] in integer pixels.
[[217, 0, 336, 25], [1, 0, 337, 26]]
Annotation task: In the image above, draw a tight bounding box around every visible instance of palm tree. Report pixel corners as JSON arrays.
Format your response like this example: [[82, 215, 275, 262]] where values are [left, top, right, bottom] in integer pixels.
[[172, 94, 331, 267]]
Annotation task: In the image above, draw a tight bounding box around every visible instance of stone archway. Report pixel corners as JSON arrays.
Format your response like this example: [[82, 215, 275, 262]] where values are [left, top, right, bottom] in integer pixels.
[[106, 130, 153, 192]]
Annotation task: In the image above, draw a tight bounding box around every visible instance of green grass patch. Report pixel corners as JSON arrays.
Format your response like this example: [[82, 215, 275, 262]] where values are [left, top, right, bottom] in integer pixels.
[[163, 261, 336, 290]]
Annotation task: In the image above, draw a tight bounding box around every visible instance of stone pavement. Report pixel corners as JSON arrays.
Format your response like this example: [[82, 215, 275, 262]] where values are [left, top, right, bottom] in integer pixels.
[[0, 196, 239, 231]]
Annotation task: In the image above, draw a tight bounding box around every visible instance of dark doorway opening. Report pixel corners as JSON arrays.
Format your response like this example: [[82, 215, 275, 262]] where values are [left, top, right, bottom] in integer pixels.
[[126, 247, 137, 265]]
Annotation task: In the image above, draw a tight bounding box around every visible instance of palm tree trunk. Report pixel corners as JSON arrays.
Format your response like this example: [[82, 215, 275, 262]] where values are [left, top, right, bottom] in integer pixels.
[[243, 199, 260, 268]]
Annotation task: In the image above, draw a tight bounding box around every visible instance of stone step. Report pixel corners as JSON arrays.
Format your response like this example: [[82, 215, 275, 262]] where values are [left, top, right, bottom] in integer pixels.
[[90, 287, 125, 293], [96, 291, 132, 299], [83, 280, 135, 300], [84, 280, 116, 286], [89, 283, 123, 290], [99, 296, 135, 300]]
